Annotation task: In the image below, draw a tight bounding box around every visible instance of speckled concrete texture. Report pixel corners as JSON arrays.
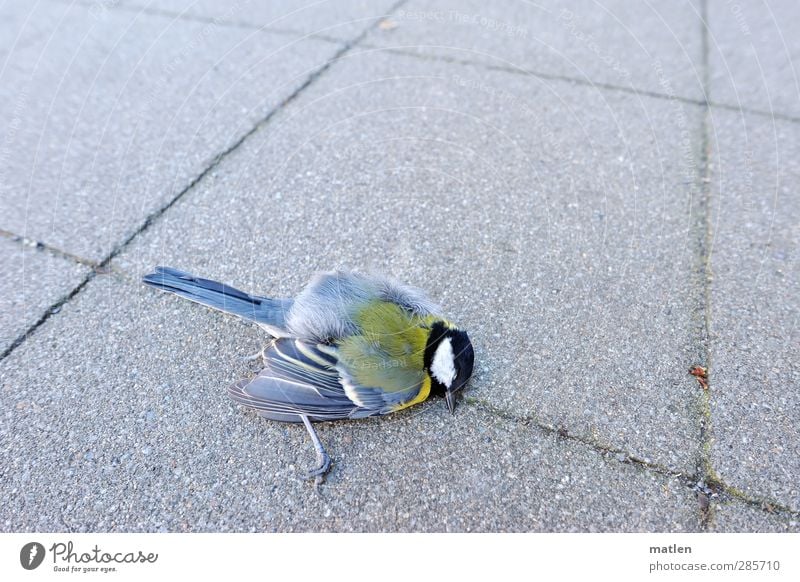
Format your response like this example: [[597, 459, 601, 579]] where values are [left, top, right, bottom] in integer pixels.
[[711, 501, 800, 533], [0, 274, 698, 532], [708, 109, 800, 512], [0, 236, 90, 353], [115, 48, 703, 473], [121, 0, 403, 39], [0, 1, 344, 261], [1, 0, 798, 532], [363, 0, 705, 100], [708, 0, 800, 117]]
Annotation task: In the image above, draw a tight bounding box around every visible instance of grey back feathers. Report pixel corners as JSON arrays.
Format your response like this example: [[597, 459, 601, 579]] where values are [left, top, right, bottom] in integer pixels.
[[286, 270, 439, 341], [142, 266, 438, 342]]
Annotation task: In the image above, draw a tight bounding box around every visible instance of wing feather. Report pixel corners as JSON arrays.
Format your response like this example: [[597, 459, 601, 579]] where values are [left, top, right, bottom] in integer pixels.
[[228, 331, 429, 423], [228, 339, 359, 422]]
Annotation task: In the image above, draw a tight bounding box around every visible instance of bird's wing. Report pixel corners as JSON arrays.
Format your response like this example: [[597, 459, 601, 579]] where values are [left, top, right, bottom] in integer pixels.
[[322, 338, 430, 414], [228, 339, 359, 422], [323, 302, 432, 412], [228, 334, 429, 422]]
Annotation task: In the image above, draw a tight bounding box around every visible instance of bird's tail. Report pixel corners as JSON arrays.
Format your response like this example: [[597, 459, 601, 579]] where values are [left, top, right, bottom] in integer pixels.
[[142, 266, 291, 335]]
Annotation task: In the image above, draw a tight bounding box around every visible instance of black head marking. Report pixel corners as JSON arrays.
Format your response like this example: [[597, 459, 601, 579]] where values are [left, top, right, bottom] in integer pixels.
[[424, 321, 475, 399]]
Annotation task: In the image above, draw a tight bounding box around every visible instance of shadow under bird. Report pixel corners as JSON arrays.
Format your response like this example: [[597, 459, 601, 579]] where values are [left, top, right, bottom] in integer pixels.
[[142, 267, 475, 484]]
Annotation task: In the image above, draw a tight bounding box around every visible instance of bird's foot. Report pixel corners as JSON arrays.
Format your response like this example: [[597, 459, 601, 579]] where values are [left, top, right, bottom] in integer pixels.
[[299, 414, 331, 489], [238, 346, 267, 363], [305, 451, 332, 488]]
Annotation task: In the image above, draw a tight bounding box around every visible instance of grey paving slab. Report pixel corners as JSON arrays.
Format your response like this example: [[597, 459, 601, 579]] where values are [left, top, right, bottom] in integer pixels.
[[711, 502, 799, 533], [363, 0, 704, 100], [120, 0, 401, 39], [0, 236, 90, 353], [708, 0, 800, 118], [708, 110, 800, 511], [0, 273, 700, 532], [0, 1, 344, 262], [114, 49, 704, 472], [0, 1, 73, 57]]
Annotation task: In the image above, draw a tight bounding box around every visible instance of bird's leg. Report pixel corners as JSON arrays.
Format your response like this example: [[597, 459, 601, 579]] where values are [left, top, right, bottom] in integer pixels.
[[300, 414, 332, 487], [238, 343, 269, 363]]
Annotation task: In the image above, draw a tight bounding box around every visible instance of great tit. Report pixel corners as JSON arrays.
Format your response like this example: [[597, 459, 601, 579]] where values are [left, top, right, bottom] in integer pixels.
[[142, 267, 475, 483]]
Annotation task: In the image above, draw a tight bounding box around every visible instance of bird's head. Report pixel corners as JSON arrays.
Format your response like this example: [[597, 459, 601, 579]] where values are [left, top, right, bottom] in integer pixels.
[[424, 320, 475, 414]]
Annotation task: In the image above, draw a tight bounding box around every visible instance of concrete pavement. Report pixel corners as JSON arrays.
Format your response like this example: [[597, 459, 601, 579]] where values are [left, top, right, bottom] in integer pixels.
[[1, 0, 797, 531]]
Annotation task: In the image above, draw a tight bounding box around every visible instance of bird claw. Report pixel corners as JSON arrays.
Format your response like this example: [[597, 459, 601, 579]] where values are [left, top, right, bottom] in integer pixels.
[[305, 451, 332, 485], [238, 348, 266, 363], [298, 414, 331, 489]]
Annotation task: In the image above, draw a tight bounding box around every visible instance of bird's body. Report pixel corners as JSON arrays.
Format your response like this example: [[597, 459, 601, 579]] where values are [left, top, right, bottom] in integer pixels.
[[142, 267, 474, 484]]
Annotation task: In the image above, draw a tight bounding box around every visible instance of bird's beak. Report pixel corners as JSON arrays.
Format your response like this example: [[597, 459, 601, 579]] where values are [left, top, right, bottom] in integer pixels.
[[445, 390, 457, 415]]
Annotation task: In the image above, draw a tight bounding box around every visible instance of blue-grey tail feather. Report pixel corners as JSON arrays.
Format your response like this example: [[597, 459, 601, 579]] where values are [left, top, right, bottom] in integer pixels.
[[142, 266, 291, 333]]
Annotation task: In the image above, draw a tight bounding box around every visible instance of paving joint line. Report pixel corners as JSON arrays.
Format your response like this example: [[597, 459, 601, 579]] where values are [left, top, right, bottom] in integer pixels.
[[360, 43, 705, 104], [0, 0, 411, 365], [464, 397, 800, 523], [0, 228, 99, 268], [708, 100, 800, 124], [464, 396, 694, 483], [691, 0, 716, 531], [47, 0, 351, 46], [0, 273, 97, 361], [353, 44, 800, 124], [44, 0, 800, 124]]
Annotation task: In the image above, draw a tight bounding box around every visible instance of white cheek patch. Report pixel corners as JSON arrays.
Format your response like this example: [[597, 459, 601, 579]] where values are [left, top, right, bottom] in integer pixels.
[[431, 337, 457, 388]]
